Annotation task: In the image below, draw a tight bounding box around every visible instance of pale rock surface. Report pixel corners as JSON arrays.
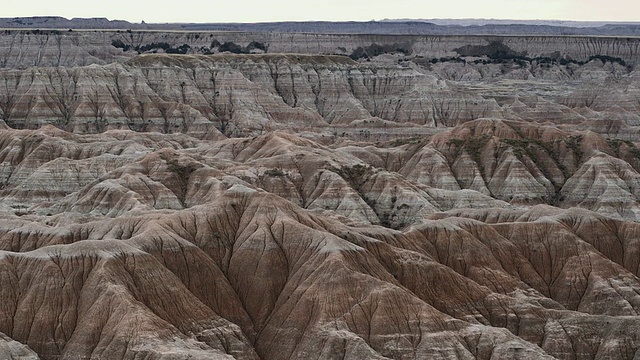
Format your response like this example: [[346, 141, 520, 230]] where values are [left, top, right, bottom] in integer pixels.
[[561, 151, 640, 219], [1, 30, 639, 68], [1, 37, 640, 359], [0, 332, 40, 359]]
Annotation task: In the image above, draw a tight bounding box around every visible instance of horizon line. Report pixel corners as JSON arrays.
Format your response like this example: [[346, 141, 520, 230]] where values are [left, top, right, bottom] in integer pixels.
[[2, 16, 640, 25]]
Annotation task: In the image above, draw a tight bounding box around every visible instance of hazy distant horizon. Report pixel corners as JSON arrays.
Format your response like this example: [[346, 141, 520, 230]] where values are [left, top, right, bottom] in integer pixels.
[[4, 16, 640, 26], [2, 0, 638, 24]]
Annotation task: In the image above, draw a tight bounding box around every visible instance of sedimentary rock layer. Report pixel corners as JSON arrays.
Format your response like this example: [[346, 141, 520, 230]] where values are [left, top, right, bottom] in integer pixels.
[[2, 31, 640, 360], [1, 30, 639, 69], [1, 162, 640, 359], [4, 118, 640, 224], [1, 53, 639, 136]]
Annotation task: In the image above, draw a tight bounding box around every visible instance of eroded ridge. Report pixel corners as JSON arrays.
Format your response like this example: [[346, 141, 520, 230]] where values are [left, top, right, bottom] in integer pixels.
[[0, 120, 639, 359]]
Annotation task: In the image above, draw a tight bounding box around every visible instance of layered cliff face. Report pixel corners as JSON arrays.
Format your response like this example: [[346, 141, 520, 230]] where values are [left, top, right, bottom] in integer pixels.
[[2, 122, 640, 359], [1, 30, 640, 69], [1, 53, 639, 137], [0, 53, 497, 133]]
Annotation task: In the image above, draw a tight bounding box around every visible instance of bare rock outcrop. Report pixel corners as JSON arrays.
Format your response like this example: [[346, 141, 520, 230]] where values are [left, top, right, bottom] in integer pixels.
[[2, 35, 640, 359], [0, 54, 496, 133], [0, 332, 39, 359], [4, 118, 640, 225], [3, 50, 640, 135], [1, 30, 639, 68], [2, 184, 640, 359]]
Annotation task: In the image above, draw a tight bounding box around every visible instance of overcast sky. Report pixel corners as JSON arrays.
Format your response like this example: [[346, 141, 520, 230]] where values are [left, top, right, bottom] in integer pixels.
[[1, 0, 637, 23]]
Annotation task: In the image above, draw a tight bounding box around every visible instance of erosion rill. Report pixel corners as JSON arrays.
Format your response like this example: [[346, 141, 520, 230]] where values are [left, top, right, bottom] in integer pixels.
[[1, 27, 640, 359]]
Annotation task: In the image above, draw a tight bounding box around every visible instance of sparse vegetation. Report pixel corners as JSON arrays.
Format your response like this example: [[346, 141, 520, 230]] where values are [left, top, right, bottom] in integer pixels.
[[430, 94, 464, 127], [501, 137, 569, 177], [385, 137, 422, 147], [349, 43, 410, 60], [218, 41, 244, 54], [607, 138, 635, 158], [609, 138, 640, 164], [111, 39, 131, 52], [264, 168, 286, 177], [501, 137, 569, 199], [455, 41, 523, 59], [630, 147, 640, 161], [0, 78, 16, 124], [212, 40, 269, 54], [447, 134, 491, 177], [607, 138, 624, 157], [43, 68, 80, 129], [413, 41, 633, 70], [565, 135, 584, 163], [87, 89, 108, 133], [247, 41, 268, 52], [330, 164, 374, 191], [111, 40, 191, 54], [162, 155, 202, 206]]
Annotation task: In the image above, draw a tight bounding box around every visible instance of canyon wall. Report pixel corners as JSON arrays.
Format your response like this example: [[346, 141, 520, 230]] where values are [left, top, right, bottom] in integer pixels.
[[0, 54, 494, 133], [1, 53, 639, 137], [1, 30, 639, 68]]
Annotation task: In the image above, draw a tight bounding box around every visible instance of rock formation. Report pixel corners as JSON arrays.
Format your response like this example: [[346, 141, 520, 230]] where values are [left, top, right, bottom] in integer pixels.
[[0, 117, 638, 358], [1, 28, 640, 360], [1, 52, 639, 140], [1, 29, 640, 69]]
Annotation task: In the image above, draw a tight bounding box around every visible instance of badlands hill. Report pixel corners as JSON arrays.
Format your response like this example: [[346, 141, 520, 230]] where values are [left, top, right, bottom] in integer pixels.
[[1, 121, 640, 359], [1, 28, 640, 359], [1, 52, 639, 136]]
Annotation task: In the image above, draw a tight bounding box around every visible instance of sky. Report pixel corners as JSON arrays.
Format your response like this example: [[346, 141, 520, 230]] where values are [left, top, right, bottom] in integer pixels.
[[1, 0, 638, 23]]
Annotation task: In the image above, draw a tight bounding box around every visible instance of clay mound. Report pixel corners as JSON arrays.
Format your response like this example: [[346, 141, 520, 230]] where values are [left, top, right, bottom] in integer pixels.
[[7, 120, 640, 225], [2, 189, 640, 359], [407, 119, 640, 220], [0, 191, 544, 358], [0, 238, 258, 359], [561, 152, 640, 219], [1, 123, 640, 359]]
